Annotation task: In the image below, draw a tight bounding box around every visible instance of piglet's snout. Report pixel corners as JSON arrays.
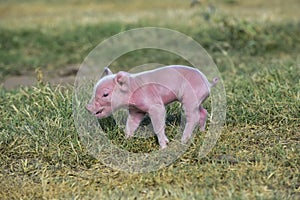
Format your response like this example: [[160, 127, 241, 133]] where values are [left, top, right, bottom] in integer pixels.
[[85, 103, 94, 113]]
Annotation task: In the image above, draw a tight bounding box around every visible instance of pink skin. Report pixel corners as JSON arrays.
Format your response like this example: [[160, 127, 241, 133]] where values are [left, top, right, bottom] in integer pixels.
[[86, 65, 218, 149]]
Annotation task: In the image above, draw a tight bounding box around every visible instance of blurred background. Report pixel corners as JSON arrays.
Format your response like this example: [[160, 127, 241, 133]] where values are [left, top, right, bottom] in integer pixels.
[[1, 0, 299, 89]]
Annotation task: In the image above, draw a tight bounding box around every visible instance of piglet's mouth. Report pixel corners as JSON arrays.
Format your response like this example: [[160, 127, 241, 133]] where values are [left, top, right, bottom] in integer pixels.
[[95, 108, 104, 115]]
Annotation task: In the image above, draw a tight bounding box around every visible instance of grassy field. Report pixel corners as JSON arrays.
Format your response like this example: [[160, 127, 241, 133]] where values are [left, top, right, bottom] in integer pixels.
[[0, 0, 299, 199]]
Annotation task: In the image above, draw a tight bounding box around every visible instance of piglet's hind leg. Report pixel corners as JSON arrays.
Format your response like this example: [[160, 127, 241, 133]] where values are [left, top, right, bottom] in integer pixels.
[[180, 87, 204, 143], [199, 106, 208, 131], [181, 108, 200, 144]]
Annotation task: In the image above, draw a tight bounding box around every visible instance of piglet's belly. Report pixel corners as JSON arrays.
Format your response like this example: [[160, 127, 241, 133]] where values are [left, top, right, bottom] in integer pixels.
[[160, 91, 178, 105], [130, 85, 178, 112], [150, 83, 179, 104]]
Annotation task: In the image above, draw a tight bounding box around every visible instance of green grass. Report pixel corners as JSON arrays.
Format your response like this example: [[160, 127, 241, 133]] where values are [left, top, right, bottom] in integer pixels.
[[1, 18, 299, 77], [1, 60, 299, 199], [0, 0, 300, 199]]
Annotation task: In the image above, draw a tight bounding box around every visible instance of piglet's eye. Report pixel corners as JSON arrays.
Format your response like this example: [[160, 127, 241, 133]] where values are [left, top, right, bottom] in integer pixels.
[[103, 93, 109, 97]]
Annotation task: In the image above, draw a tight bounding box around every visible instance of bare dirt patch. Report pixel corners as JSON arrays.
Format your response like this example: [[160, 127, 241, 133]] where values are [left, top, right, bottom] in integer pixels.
[[2, 66, 79, 90]]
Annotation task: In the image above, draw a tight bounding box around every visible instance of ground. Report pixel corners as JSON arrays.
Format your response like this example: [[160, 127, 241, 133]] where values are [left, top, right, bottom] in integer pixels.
[[0, 0, 299, 199]]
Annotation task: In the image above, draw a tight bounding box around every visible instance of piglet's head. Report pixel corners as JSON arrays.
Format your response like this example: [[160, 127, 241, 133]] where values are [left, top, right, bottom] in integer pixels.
[[86, 67, 131, 118]]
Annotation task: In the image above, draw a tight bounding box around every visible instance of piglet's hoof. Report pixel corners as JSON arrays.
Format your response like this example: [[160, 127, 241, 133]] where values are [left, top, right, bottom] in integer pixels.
[[181, 136, 191, 144], [125, 134, 134, 139], [160, 143, 168, 149], [159, 137, 169, 149]]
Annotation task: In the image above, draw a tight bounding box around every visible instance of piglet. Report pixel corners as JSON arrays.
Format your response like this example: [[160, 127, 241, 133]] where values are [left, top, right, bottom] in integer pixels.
[[86, 65, 218, 149]]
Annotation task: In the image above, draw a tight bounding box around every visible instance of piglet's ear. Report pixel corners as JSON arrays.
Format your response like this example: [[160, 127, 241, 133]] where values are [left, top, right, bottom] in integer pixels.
[[101, 67, 113, 78], [115, 71, 130, 92]]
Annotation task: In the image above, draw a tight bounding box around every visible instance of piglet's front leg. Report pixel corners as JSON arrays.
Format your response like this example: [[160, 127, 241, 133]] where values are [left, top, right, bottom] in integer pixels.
[[125, 109, 145, 138], [148, 104, 169, 149]]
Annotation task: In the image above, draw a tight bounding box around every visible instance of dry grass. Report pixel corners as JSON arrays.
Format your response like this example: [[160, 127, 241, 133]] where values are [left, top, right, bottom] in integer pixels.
[[1, 0, 299, 29]]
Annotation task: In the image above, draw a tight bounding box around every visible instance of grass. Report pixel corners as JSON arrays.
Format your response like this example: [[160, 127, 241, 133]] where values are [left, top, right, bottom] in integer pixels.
[[1, 0, 300, 77], [1, 61, 299, 199], [0, 0, 300, 199]]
